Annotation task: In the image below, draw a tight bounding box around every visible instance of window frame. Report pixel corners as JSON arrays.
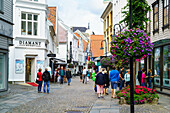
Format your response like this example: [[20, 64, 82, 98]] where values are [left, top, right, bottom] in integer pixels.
[[146, 9, 151, 35], [0, 0, 4, 14], [21, 12, 39, 36], [152, 0, 159, 34], [162, 0, 169, 30]]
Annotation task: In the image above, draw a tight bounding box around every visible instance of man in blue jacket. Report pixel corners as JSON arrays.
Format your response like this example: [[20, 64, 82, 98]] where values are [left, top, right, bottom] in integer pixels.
[[59, 66, 65, 84], [109, 66, 120, 98]]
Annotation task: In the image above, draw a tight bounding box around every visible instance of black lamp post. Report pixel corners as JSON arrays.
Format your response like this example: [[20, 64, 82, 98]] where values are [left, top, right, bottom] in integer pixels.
[[100, 40, 107, 57], [129, 0, 134, 113]]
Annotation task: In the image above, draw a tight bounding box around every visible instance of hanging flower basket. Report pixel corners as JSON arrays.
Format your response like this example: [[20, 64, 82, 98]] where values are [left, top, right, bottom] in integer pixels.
[[110, 28, 154, 66], [100, 57, 116, 68], [88, 61, 95, 69], [68, 63, 74, 68]]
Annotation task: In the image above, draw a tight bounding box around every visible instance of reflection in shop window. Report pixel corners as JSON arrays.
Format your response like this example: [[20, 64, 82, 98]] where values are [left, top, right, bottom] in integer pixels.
[[154, 47, 160, 86], [163, 45, 170, 87]]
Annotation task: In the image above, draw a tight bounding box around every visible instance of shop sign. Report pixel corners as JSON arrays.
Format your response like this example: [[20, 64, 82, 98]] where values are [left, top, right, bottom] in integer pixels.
[[15, 59, 24, 74], [47, 54, 56, 57], [19, 40, 41, 47]]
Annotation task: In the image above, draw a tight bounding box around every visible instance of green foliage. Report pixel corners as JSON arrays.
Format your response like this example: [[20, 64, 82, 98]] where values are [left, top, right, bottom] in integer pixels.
[[120, 0, 151, 30]]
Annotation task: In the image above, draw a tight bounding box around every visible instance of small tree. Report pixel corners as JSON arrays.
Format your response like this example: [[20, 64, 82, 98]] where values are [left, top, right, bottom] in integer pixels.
[[120, 0, 151, 30]]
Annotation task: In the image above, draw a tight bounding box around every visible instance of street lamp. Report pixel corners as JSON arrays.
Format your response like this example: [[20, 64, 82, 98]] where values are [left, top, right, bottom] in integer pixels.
[[100, 40, 107, 57], [113, 24, 122, 37]]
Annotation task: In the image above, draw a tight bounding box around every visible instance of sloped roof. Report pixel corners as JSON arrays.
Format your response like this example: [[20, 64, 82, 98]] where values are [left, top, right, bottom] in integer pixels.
[[48, 7, 57, 33], [90, 35, 104, 57], [71, 27, 88, 32]]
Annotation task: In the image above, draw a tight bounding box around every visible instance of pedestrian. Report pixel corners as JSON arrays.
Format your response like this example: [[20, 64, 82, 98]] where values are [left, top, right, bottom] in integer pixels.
[[109, 66, 120, 99], [66, 68, 72, 86], [137, 68, 144, 86], [103, 68, 109, 95], [59, 66, 65, 84], [119, 66, 126, 90], [141, 69, 147, 87], [95, 68, 106, 98], [42, 68, 50, 94], [82, 67, 87, 84], [37, 68, 43, 93], [54, 69, 58, 83], [124, 69, 130, 87], [147, 69, 158, 88], [80, 69, 83, 82]]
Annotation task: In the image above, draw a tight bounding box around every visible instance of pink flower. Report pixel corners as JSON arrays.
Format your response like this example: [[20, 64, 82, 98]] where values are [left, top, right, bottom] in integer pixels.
[[130, 46, 132, 49]]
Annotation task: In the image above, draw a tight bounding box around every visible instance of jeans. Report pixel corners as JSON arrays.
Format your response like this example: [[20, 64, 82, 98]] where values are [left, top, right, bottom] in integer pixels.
[[119, 80, 124, 90], [83, 75, 87, 84], [43, 81, 49, 93], [148, 80, 152, 88], [60, 76, 64, 84], [38, 81, 42, 92], [142, 82, 146, 87], [126, 81, 130, 87], [67, 78, 71, 84]]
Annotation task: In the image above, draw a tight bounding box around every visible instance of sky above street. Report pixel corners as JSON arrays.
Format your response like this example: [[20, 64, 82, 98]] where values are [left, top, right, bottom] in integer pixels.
[[47, 0, 107, 35]]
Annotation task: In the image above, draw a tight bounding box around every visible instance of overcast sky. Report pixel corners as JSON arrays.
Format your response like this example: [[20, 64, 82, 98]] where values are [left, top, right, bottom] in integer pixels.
[[47, 0, 107, 35]]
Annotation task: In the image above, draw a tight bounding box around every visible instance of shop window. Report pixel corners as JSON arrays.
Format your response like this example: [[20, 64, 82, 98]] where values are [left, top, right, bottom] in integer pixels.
[[162, 0, 169, 29], [163, 45, 170, 87], [152, 1, 159, 34], [21, 13, 38, 36], [154, 47, 161, 86], [0, 53, 6, 90]]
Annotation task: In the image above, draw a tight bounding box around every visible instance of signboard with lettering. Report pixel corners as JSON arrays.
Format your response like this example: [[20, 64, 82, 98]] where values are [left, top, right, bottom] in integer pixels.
[[19, 40, 41, 47]]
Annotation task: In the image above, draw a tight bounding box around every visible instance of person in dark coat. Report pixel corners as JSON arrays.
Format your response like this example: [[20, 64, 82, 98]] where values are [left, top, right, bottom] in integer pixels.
[[42, 68, 51, 94], [103, 69, 109, 95], [59, 66, 65, 84], [138, 68, 144, 86], [95, 68, 106, 98], [66, 68, 72, 86]]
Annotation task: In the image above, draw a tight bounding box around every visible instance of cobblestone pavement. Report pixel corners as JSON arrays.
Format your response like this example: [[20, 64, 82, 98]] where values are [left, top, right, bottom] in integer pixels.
[[0, 77, 170, 113], [3, 77, 97, 113]]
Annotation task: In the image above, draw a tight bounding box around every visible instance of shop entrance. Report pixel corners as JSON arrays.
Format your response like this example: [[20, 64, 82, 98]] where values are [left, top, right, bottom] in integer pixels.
[[25, 58, 35, 82]]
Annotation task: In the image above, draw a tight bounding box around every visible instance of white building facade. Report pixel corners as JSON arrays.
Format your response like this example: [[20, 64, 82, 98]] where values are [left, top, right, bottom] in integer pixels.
[[9, 0, 50, 83]]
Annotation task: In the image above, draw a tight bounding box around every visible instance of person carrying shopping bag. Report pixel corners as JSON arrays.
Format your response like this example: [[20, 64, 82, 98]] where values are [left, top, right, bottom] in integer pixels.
[[95, 68, 106, 98]]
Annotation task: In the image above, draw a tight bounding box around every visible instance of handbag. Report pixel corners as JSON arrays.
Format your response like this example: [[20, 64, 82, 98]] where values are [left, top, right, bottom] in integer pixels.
[[36, 78, 39, 83]]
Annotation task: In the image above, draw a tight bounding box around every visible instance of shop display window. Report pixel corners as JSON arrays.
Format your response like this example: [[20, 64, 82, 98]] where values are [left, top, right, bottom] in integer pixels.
[[154, 47, 160, 86], [0, 53, 6, 90], [163, 45, 170, 87]]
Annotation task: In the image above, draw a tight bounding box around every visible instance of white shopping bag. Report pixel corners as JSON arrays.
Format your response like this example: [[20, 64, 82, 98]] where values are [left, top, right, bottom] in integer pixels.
[[87, 77, 89, 82], [57, 76, 60, 82]]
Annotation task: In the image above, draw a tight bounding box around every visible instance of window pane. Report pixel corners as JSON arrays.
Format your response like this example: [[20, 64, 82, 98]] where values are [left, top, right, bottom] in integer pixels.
[[34, 0, 38, 1], [21, 13, 26, 20], [21, 21, 26, 35], [34, 22, 37, 35], [154, 4, 158, 13], [163, 45, 170, 87], [28, 14, 32, 20], [28, 22, 32, 35], [0, 0, 3, 12], [0, 53, 6, 90], [34, 15, 38, 21], [154, 48, 161, 86]]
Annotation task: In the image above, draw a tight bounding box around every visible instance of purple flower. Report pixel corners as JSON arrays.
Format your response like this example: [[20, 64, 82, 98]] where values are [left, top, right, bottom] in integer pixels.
[[136, 47, 139, 49], [142, 49, 144, 52]]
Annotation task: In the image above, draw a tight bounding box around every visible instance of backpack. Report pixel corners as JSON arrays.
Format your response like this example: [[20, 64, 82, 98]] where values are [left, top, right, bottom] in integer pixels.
[[42, 72, 49, 81]]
